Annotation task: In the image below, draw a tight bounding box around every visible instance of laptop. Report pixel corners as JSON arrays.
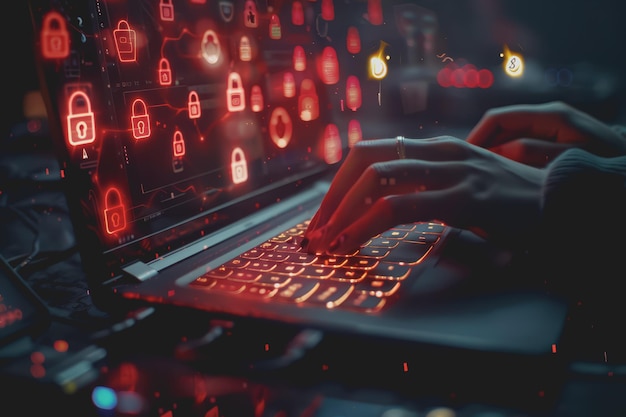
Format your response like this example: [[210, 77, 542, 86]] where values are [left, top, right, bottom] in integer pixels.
[[27, 0, 570, 364]]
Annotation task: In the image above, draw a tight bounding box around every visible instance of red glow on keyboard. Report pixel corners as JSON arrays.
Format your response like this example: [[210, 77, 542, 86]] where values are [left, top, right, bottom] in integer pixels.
[[403, 361, 409, 372]]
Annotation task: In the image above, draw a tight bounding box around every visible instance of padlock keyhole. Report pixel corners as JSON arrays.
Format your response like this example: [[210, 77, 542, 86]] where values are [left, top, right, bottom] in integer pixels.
[[276, 115, 286, 138], [76, 121, 88, 139]]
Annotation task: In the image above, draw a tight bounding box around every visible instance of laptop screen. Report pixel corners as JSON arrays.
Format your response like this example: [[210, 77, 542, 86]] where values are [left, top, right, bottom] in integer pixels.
[[29, 0, 358, 277], [29, 0, 625, 282]]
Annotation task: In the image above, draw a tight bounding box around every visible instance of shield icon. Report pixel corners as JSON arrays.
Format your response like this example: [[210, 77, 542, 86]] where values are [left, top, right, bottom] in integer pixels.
[[219, 1, 234, 22]]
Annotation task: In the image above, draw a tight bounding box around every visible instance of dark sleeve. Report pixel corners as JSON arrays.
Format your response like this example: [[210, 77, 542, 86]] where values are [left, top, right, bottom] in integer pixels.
[[539, 148, 626, 333]]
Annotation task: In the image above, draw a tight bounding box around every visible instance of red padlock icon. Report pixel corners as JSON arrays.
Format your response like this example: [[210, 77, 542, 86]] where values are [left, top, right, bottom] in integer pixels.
[[291, 1, 304, 26], [172, 130, 186, 157], [346, 75, 362, 111], [160, 0, 175, 21], [283, 72, 295, 98], [231, 147, 248, 184], [41, 11, 70, 59], [131, 98, 151, 139], [201, 29, 221, 65], [318, 46, 339, 85], [158, 58, 172, 85], [293, 45, 306, 72], [239, 35, 252, 62], [346, 26, 361, 54], [368, 0, 383, 26], [321, 0, 335, 21], [269, 14, 281, 40], [104, 187, 127, 235], [323, 123, 342, 164], [188, 91, 201, 119], [348, 119, 362, 147], [66, 90, 96, 146], [243, 0, 258, 28], [114, 20, 137, 62], [226, 72, 245, 112], [250, 85, 263, 113], [298, 78, 319, 121], [269, 107, 292, 149]]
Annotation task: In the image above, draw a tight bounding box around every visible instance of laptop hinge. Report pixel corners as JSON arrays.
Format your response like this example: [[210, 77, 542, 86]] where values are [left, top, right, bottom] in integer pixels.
[[122, 261, 159, 282]]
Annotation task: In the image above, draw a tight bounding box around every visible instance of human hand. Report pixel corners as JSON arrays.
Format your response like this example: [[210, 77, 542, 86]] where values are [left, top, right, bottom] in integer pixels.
[[303, 136, 545, 255], [466, 101, 626, 167]]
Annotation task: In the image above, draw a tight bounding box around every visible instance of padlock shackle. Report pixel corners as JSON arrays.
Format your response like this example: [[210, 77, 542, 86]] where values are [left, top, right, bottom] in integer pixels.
[[132, 98, 148, 115], [43, 11, 66, 30], [68, 90, 92, 114]]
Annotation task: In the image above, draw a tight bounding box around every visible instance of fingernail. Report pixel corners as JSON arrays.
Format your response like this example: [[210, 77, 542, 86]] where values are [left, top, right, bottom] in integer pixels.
[[328, 233, 347, 253]]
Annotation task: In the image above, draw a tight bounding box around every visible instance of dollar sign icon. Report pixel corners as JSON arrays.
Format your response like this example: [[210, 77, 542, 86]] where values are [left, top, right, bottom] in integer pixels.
[[508, 57, 517, 69]]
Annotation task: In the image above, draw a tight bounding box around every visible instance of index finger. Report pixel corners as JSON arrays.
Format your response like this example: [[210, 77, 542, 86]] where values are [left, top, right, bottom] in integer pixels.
[[306, 137, 399, 235]]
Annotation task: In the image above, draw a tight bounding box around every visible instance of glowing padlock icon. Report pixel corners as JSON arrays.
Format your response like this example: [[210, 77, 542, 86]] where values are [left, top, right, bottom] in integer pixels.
[[346, 26, 361, 54], [321, 0, 335, 21], [243, 0, 258, 28], [219, 1, 234, 22], [269, 107, 293, 149], [269, 14, 281, 40], [346, 75, 362, 111], [131, 98, 151, 139], [283, 72, 296, 98], [104, 187, 126, 235], [318, 46, 339, 85], [348, 119, 362, 147], [293, 45, 306, 72], [172, 130, 186, 157], [298, 78, 319, 121], [41, 11, 70, 59], [66, 90, 96, 146], [291, 1, 304, 26], [239, 36, 252, 62], [188, 91, 201, 119], [323, 123, 342, 164], [113, 20, 137, 62], [158, 58, 172, 85], [250, 85, 264, 112], [231, 147, 248, 184], [368, 0, 383, 25], [226, 72, 246, 112], [201, 30, 221, 65], [160, 0, 175, 21]]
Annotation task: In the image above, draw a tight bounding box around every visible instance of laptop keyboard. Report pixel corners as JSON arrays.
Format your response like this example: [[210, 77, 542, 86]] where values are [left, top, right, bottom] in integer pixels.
[[190, 220, 446, 312]]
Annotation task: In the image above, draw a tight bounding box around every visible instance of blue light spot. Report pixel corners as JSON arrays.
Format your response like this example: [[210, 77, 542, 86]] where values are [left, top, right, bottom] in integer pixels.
[[92, 386, 118, 410]]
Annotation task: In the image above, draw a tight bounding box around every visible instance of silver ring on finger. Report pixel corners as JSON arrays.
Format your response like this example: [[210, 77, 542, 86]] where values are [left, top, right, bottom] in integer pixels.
[[395, 135, 406, 159]]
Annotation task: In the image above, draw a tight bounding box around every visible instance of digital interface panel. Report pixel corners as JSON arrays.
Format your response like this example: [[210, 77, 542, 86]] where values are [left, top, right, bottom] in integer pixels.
[[31, 0, 455, 275], [32, 0, 372, 267]]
